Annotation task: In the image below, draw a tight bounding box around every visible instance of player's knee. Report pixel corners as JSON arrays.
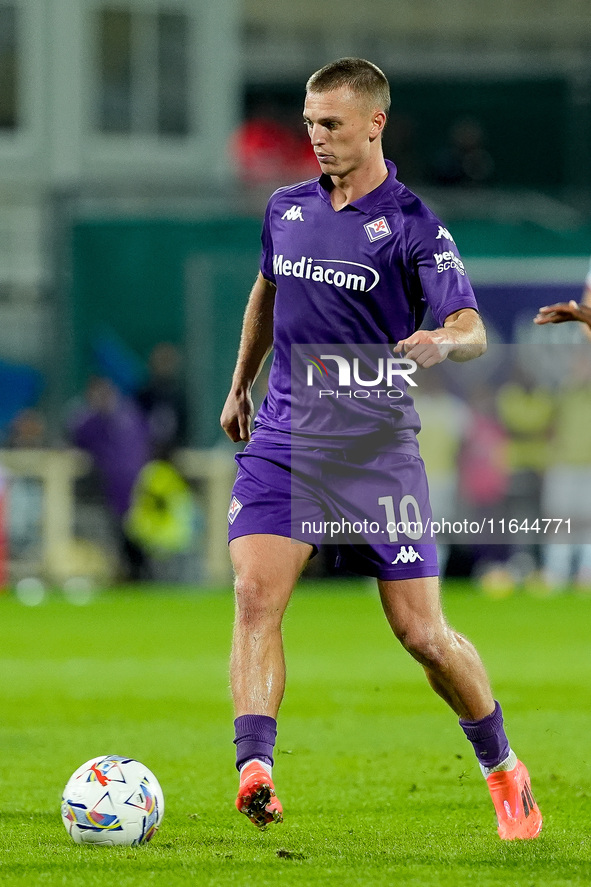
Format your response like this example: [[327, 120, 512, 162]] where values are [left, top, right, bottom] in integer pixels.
[[233, 575, 284, 628], [395, 622, 448, 670]]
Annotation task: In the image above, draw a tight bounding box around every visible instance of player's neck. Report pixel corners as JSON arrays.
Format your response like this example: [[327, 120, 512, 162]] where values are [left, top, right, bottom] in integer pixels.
[[329, 156, 388, 211]]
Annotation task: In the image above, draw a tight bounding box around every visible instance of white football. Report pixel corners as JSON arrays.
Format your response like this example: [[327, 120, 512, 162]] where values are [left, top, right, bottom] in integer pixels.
[[61, 755, 164, 846]]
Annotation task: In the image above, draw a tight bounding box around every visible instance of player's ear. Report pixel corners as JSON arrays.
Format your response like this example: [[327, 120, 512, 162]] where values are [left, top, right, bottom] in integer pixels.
[[369, 110, 387, 140]]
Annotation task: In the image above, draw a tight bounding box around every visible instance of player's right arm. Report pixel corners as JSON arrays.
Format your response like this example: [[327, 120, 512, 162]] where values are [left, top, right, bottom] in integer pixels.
[[220, 272, 276, 442]]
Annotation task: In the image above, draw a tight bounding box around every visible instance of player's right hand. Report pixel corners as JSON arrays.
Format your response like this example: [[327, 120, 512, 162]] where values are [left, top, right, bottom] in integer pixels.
[[534, 300, 591, 327], [220, 389, 254, 442]]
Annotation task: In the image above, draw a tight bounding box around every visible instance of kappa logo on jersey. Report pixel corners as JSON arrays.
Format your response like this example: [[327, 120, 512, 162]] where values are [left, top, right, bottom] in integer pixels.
[[228, 496, 243, 525], [391, 545, 424, 565], [273, 254, 380, 292], [281, 205, 305, 222], [433, 249, 465, 276], [364, 217, 392, 242], [435, 225, 455, 243]]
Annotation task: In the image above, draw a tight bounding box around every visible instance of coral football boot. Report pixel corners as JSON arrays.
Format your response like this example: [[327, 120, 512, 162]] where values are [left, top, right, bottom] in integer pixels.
[[486, 759, 542, 840], [236, 761, 283, 829]]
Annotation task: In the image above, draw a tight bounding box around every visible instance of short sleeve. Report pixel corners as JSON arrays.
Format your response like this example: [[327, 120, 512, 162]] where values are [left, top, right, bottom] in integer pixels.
[[407, 217, 479, 327], [259, 199, 276, 284]]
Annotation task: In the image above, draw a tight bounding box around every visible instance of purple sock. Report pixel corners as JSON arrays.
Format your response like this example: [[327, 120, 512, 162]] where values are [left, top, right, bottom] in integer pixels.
[[459, 700, 510, 768], [234, 714, 277, 771]]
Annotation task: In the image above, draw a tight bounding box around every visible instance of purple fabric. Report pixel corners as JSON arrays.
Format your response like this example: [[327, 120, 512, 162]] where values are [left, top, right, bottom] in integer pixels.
[[71, 396, 150, 517], [228, 437, 439, 581], [234, 714, 277, 771], [460, 700, 510, 768], [256, 159, 479, 440]]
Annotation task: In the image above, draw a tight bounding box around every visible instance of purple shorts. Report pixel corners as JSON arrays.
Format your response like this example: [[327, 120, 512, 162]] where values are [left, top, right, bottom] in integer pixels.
[[227, 435, 439, 581]]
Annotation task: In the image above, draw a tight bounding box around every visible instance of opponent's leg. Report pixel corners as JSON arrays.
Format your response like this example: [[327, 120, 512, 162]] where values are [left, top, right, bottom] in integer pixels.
[[230, 533, 312, 828], [378, 576, 542, 839]]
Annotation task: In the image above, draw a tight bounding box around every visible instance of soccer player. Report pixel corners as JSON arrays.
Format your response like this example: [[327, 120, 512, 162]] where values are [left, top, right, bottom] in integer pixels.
[[220, 58, 542, 840]]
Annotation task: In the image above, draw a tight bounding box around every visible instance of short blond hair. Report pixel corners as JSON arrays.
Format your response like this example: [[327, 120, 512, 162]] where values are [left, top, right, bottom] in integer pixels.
[[306, 58, 391, 117]]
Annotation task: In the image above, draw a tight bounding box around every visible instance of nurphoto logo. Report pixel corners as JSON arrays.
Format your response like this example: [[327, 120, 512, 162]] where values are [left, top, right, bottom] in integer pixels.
[[305, 352, 418, 396]]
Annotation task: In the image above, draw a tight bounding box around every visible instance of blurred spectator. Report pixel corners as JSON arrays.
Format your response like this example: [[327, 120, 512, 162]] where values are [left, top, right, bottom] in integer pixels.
[[5, 409, 47, 559], [92, 327, 147, 396], [540, 356, 591, 591], [229, 99, 318, 184], [413, 371, 470, 575], [430, 117, 494, 187], [133, 344, 206, 583], [0, 359, 44, 445], [456, 385, 510, 588], [496, 373, 555, 581], [68, 377, 150, 581], [534, 266, 591, 590], [7, 408, 47, 449], [125, 460, 195, 560], [135, 343, 188, 459]]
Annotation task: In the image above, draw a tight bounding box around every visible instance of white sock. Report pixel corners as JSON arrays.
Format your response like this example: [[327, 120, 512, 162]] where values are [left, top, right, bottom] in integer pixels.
[[479, 748, 518, 779], [239, 758, 272, 776]]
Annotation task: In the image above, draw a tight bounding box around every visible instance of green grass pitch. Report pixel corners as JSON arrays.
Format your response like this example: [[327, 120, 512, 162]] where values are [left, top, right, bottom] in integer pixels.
[[0, 580, 590, 886]]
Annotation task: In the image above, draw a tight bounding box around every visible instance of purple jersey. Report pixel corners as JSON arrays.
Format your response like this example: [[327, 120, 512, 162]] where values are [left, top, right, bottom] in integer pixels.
[[254, 160, 478, 441]]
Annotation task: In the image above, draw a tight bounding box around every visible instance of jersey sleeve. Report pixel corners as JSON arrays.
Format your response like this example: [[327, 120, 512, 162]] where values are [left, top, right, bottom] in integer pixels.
[[406, 215, 479, 327], [259, 198, 276, 284]]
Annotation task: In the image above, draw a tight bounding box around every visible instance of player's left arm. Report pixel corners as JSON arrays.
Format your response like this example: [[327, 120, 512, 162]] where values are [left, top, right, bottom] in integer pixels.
[[394, 307, 487, 368]]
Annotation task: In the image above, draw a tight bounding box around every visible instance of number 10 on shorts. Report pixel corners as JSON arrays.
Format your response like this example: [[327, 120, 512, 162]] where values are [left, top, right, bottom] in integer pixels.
[[378, 494, 424, 542]]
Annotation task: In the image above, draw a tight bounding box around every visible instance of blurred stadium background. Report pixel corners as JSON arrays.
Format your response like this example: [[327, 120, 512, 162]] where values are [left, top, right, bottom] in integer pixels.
[[0, 0, 591, 591]]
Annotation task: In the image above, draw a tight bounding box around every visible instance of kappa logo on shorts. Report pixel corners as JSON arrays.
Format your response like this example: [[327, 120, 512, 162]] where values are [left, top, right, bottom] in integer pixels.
[[391, 545, 424, 564], [228, 496, 243, 525], [364, 217, 391, 242]]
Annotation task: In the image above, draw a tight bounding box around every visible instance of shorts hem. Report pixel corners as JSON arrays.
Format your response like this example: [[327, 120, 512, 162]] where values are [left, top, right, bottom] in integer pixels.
[[228, 529, 319, 556], [345, 564, 440, 581]]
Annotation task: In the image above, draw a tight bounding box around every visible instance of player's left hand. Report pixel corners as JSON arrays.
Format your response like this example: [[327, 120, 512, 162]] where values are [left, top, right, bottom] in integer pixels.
[[393, 331, 457, 367]]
